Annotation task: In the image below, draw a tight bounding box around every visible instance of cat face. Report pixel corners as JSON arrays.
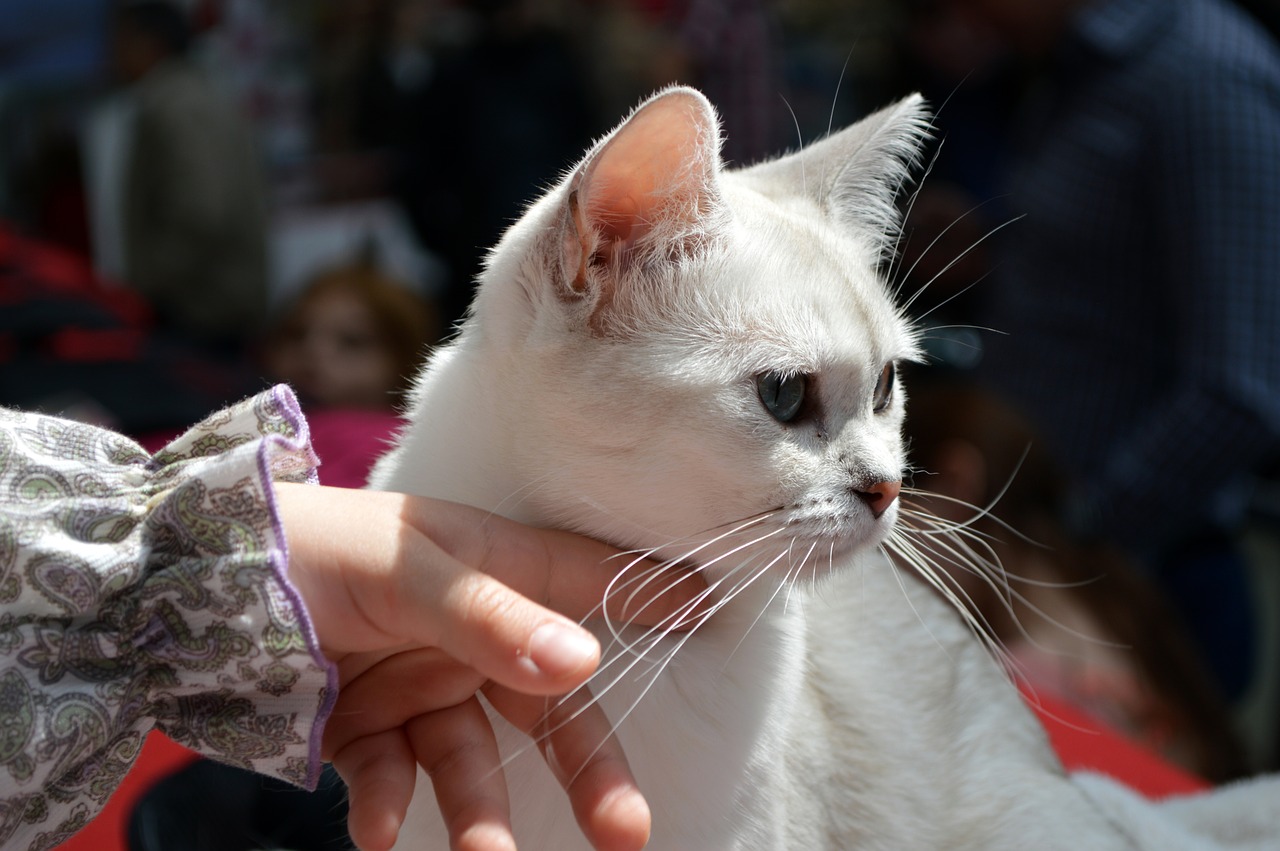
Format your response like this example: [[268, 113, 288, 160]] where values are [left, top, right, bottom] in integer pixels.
[[473, 88, 928, 585]]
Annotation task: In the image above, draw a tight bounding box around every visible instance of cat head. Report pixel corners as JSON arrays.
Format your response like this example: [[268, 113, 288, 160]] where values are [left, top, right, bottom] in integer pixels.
[[468, 87, 929, 585]]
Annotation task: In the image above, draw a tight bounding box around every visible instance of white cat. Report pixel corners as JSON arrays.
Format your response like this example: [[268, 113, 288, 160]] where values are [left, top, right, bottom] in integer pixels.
[[370, 88, 1280, 850]]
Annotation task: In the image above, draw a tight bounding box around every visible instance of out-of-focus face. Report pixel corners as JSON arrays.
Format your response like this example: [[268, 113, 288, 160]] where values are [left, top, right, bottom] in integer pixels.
[[266, 289, 399, 410]]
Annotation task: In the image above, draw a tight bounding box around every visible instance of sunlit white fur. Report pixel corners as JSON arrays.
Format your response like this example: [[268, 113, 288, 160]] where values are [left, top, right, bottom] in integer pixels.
[[371, 88, 1280, 850]]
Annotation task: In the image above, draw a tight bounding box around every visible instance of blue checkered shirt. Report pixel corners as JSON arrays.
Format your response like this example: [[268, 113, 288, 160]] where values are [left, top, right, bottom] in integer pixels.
[[979, 0, 1280, 557]]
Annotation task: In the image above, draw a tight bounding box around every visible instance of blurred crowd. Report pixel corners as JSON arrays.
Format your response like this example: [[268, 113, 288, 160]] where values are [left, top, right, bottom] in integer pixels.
[[3, 0, 1280, 836], [2, 0, 890, 435]]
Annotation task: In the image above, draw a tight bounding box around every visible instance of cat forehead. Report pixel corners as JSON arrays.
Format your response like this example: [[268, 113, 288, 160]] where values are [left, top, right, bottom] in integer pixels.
[[695, 183, 916, 373]]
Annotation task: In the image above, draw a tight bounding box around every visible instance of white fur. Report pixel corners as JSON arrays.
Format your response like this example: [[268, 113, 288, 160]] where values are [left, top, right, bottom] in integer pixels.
[[370, 88, 1280, 849]]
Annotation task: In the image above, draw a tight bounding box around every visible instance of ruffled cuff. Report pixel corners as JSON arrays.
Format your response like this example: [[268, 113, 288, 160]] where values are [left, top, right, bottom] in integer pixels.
[[0, 385, 337, 851]]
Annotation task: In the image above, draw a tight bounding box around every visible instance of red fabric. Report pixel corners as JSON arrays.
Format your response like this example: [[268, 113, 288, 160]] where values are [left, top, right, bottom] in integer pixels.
[[1020, 684, 1210, 799], [0, 225, 152, 327], [53, 733, 199, 851]]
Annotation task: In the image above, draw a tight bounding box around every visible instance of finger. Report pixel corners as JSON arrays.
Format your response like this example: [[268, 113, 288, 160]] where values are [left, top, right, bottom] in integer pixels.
[[332, 729, 417, 851], [322, 648, 485, 762], [406, 696, 515, 851], [484, 684, 651, 851], [276, 485, 597, 688], [404, 498, 710, 629], [523, 532, 708, 631], [419, 563, 605, 694]]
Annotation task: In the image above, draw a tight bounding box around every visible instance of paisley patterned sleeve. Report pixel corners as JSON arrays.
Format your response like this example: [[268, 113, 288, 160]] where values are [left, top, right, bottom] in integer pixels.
[[0, 385, 338, 851]]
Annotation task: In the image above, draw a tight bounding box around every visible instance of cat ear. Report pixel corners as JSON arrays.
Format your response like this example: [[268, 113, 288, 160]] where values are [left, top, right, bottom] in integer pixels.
[[741, 94, 931, 258], [557, 86, 724, 321]]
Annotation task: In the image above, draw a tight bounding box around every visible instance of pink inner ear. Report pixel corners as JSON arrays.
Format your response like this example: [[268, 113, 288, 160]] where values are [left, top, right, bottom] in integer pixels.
[[595, 195, 641, 245], [578, 91, 718, 252]]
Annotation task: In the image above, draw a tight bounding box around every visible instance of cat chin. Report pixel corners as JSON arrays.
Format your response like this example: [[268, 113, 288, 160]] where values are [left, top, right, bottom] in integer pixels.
[[785, 503, 900, 550]]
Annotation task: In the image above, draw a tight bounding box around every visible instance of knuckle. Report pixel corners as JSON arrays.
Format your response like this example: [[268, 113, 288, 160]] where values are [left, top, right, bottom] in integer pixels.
[[456, 575, 527, 637]]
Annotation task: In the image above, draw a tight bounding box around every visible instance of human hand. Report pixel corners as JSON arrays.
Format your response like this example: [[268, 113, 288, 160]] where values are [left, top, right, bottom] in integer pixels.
[[273, 483, 703, 851]]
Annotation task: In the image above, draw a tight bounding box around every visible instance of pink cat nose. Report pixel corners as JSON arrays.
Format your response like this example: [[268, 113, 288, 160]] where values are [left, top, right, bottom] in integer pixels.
[[855, 480, 901, 519]]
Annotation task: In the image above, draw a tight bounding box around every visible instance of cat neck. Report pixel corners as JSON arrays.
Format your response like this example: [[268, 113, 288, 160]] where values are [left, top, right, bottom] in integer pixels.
[[370, 337, 523, 511]]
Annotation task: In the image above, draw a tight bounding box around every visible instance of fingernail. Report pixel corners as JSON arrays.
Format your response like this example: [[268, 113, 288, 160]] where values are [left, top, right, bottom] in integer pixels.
[[527, 622, 599, 679]]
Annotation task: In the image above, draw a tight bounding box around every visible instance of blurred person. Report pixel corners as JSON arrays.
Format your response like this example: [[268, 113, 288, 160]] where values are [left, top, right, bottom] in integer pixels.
[[261, 257, 439, 412], [904, 378, 1250, 783], [346, 0, 597, 330], [111, 0, 268, 352], [929, 0, 1280, 704]]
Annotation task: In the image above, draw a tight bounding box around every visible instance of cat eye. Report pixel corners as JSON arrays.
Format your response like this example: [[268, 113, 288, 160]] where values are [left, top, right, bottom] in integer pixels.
[[872, 362, 896, 413], [757, 371, 806, 423]]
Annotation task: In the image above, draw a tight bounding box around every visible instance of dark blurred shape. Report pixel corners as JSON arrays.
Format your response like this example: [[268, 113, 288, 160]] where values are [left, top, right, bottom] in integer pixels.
[[904, 0, 1280, 706], [0, 223, 259, 433], [129, 760, 353, 851], [1232, 0, 1280, 40], [111, 0, 269, 351], [663, 0, 789, 165], [0, 0, 111, 85], [316, 0, 597, 329]]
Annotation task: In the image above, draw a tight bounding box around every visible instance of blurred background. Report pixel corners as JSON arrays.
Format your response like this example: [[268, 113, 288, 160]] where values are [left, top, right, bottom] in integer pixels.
[[1, 0, 908, 438], [4, 0, 1280, 848]]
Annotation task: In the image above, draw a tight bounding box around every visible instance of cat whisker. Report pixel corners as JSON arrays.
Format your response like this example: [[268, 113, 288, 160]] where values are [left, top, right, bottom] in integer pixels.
[[553, 519, 799, 716], [887, 525, 1009, 636], [780, 95, 806, 196], [601, 509, 782, 572], [880, 546, 966, 664], [917, 322, 1007, 338], [544, 522, 791, 734], [904, 445, 1034, 536], [782, 538, 821, 615], [482, 468, 562, 523], [887, 490, 1038, 659], [887, 530, 1041, 691], [887, 136, 946, 291], [890, 495, 1130, 679], [885, 69, 984, 289], [887, 531, 1030, 687], [895, 505, 1026, 630], [606, 522, 794, 651], [828, 46, 856, 141], [901, 212, 1024, 320], [723, 545, 805, 665], [523, 545, 788, 788], [597, 511, 785, 641]]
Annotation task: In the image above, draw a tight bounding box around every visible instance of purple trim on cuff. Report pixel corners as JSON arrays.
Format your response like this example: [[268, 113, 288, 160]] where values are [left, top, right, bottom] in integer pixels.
[[260, 386, 337, 789], [269, 384, 321, 486]]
